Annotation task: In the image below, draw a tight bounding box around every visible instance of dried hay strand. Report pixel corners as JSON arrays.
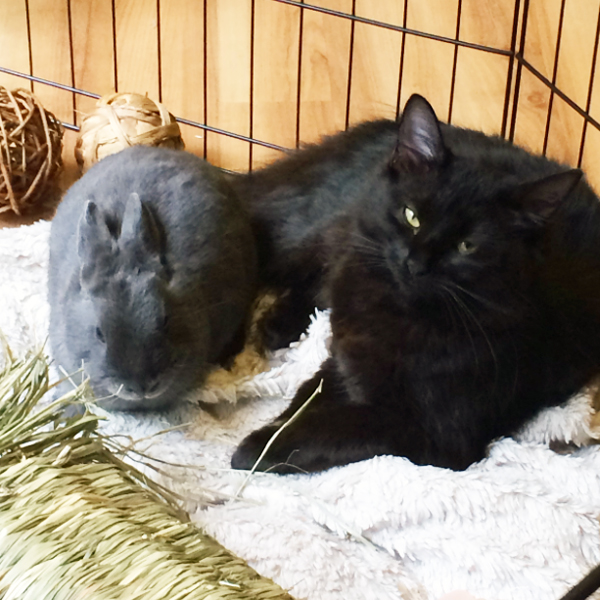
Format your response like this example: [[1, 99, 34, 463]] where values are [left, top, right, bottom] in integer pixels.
[[0, 87, 63, 215], [0, 350, 295, 600], [75, 92, 185, 172]]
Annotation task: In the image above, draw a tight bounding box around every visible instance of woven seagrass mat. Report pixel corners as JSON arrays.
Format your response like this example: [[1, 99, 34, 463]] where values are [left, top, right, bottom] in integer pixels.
[[0, 349, 295, 600]]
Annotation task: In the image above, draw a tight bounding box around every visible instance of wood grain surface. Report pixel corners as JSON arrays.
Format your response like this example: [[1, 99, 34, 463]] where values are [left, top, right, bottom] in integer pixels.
[[0, 0, 599, 201]]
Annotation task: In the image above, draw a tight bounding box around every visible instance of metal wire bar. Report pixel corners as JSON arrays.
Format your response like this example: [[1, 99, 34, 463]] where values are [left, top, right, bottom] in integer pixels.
[[518, 56, 600, 132], [578, 6, 600, 166], [270, 0, 514, 56], [542, 0, 567, 155], [5, 0, 600, 165]]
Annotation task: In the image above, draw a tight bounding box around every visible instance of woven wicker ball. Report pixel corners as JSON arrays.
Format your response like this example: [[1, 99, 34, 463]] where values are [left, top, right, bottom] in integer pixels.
[[0, 87, 64, 215], [75, 92, 185, 172]]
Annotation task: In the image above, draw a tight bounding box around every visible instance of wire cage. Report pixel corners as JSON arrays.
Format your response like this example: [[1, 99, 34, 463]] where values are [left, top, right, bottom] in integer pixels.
[[0, 0, 599, 190], [1, 3, 600, 596]]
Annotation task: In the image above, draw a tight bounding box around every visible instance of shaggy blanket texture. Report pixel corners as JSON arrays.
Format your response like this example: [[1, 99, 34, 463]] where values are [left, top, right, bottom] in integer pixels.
[[2, 219, 600, 600]]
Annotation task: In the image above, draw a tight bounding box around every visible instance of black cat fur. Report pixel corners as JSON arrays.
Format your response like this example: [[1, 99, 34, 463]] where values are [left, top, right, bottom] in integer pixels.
[[231, 94, 600, 474]]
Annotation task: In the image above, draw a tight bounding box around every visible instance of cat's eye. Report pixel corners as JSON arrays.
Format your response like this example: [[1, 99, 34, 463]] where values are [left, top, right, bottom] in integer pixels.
[[458, 240, 477, 255], [403, 206, 420, 230], [96, 327, 106, 343]]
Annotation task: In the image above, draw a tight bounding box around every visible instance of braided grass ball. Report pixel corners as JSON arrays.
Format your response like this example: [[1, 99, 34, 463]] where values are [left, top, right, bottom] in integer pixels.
[[0, 87, 63, 215], [75, 92, 185, 172]]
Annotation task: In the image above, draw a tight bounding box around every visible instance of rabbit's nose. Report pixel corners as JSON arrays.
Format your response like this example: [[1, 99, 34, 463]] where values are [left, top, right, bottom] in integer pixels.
[[147, 379, 161, 393], [112, 382, 144, 401], [143, 378, 165, 400]]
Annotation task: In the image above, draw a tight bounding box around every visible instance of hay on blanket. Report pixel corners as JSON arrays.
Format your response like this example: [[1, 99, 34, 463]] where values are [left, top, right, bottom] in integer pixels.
[[0, 349, 295, 600]]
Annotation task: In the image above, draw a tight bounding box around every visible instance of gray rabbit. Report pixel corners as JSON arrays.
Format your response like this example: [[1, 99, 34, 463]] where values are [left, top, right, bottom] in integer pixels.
[[48, 146, 257, 411]]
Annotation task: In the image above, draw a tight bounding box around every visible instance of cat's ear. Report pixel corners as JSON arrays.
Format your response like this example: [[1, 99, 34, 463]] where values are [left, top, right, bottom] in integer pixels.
[[390, 94, 448, 174], [517, 169, 583, 224]]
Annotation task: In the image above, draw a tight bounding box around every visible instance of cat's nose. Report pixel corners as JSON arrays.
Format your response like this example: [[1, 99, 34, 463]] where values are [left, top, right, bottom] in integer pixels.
[[406, 256, 427, 276]]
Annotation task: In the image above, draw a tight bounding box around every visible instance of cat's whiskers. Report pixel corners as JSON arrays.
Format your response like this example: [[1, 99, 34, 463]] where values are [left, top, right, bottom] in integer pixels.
[[437, 284, 482, 374], [345, 244, 385, 264], [344, 246, 389, 271], [442, 280, 513, 314], [347, 257, 388, 271], [347, 231, 382, 252], [438, 289, 460, 338], [438, 283, 500, 383]]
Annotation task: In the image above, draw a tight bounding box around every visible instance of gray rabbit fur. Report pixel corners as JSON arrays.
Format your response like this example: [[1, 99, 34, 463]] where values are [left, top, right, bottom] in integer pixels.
[[48, 146, 257, 411]]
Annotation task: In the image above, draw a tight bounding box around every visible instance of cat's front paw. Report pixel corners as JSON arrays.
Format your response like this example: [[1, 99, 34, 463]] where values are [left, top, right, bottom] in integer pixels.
[[261, 310, 311, 351], [259, 290, 315, 351], [231, 427, 307, 474]]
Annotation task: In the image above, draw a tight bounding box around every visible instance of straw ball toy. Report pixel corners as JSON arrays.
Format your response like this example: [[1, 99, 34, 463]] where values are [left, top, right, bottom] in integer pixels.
[[0, 87, 63, 215], [75, 92, 185, 172]]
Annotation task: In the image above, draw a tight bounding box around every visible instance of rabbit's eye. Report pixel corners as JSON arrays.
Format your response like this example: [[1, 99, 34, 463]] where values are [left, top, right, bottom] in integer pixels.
[[96, 327, 106, 343]]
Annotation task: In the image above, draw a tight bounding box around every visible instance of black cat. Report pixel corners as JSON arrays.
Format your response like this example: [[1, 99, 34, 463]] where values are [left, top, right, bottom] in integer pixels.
[[232, 94, 600, 474]]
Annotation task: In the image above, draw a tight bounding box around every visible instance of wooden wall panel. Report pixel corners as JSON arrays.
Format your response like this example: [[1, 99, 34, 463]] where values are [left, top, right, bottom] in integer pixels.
[[70, 0, 115, 123], [554, 0, 600, 109], [114, 0, 159, 99], [298, 0, 353, 144], [578, 0, 600, 187], [581, 126, 600, 192], [582, 21, 600, 184], [252, 0, 300, 168], [406, 0, 459, 38], [28, 0, 72, 123], [512, 68, 552, 154], [160, 0, 205, 156], [0, 1, 31, 91], [521, 0, 562, 80], [2, 0, 600, 181], [400, 38, 455, 122], [546, 96, 585, 165], [400, 0, 458, 121], [347, 2, 404, 125], [205, 0, 252, 171], [451, 50, 509, 133], [459, 0, 516, 50], [588, 24, 600, 124], [455, 0, 516, 136]]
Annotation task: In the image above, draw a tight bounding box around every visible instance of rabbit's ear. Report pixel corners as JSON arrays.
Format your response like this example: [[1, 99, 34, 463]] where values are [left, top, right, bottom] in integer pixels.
[[119, 193, 161, 255], [77, 201, 116, 289], [77, 201, 114, 261]]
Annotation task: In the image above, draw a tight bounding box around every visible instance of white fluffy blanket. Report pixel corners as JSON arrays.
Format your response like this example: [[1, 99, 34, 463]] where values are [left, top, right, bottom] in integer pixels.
[[2, 219, 600, 600]]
